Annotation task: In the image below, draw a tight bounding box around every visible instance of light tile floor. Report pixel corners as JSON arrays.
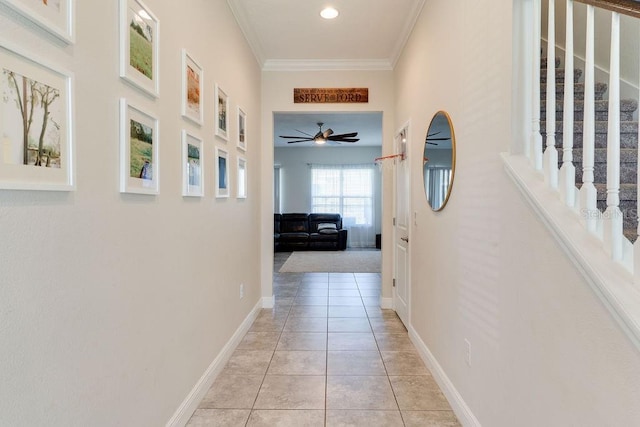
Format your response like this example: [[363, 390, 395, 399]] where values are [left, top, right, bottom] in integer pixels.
[[187, 253, 461, 426]]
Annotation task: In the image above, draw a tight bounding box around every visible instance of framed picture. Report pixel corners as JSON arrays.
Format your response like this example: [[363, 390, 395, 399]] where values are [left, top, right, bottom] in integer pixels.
[[214, 84, 228, 141], [237, 107, 246, 151], [0, 41, 74, 191], [119, 99, 159, 194], [182, 130, 203, 197], [181, 49, 203, 126], [215, 146, 229, 198], [237, 156, 247, 199], [0, 0, 75, 44], [119, 0, 159, 97]]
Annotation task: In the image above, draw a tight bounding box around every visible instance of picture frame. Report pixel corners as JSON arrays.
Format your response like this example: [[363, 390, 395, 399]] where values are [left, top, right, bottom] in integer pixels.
[[181, 130, 203, 197], [0, 41, 74, 191], [119, 0, 159, 97], [215, 146, 229, 198], [214, 83, 228, 141], [237, 156, 247, 199], [181, 49, 203, 126], [237, 106, 246, 151], [119, 98, 159, 195], [0, 0, 75, 44]]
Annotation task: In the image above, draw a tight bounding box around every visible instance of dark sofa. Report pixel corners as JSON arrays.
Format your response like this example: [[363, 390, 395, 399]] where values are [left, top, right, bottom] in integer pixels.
[[274, 213, 347, 251]]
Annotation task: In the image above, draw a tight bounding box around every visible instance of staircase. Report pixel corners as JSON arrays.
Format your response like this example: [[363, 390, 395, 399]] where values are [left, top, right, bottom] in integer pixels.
[[539, 57, 640, 242]]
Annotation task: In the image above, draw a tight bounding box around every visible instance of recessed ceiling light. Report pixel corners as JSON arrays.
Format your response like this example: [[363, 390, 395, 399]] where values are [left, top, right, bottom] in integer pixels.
[[320, 7, 339, 19]]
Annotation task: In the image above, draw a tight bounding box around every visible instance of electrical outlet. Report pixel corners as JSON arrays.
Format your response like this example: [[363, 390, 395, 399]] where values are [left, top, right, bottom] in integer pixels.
[[240, 283, 244, 299], [464, 339, 471, 367]]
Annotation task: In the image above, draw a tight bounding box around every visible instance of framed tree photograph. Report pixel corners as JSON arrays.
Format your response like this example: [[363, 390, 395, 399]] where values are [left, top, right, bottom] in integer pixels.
[[182, 130, 203, 197], [237, 156, 247, 199], [181, 49, 203, 126], [0, 41, 74, 191], [214, 83, 228, 141], [119, 0, 159, 97], [237, 106, 246, 151], [215, 146, 229, 198], [0, 0, 75, 44], [119, 99, 159, 194]]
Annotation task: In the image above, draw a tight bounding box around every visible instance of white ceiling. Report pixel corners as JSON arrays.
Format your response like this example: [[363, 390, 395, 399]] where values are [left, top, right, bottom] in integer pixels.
[[274, 112, 383, 147], [227, 0, 426, 70], [228, 1, 424, 148]]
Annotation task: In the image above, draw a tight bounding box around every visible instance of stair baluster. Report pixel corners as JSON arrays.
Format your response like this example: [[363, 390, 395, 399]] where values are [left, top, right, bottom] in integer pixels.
[[531, 0, 543, 169], [580, 4, 598, 235], [560, 0, 576, 206], [545, 0, 559, 188], [604, 12, 623, 261]]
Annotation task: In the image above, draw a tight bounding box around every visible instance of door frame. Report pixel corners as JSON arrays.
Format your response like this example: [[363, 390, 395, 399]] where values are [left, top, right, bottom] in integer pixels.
[[393, 120, 412, 326]]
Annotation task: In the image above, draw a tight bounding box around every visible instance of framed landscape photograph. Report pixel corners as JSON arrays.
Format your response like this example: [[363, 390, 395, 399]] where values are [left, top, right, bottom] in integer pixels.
[[237, 106, 246, 151], [214, 84, 228, 141], [119, 0, 159, 97], [181, 49, 203, 126], [182, 130, 203, 197], [237, 157, 247, 199], [119, 99, 159, 194], [0, 0, 75, 44], [215, 146, 228, 198], [0, 41, 74, 191]]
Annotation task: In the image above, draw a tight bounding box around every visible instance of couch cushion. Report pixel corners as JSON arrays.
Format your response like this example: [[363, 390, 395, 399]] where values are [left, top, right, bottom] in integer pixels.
[[281, 213, 310, 233], [317, 223, 338, 234], [279, 232, 309, 241]]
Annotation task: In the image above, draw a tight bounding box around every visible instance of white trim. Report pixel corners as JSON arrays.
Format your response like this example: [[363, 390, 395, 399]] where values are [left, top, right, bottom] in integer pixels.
[[408, 325, 481, 427], [262, 295, 275, 309], [165, 299, 262, 427], [380, 297, 393, 309], [262, 59, 393, 72], [389, 0, 426, 69], [225, 0, 265, 67], [502, 153, 640, 352]]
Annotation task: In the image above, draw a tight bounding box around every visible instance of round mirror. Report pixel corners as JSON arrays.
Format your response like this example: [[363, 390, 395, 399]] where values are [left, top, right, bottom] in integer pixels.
[[423, 111, 456, 211]]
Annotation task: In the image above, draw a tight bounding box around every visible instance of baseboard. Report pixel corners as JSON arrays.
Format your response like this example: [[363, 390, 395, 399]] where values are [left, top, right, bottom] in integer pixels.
[[379, 297, 393, 309], [408, 326, 481, 427], [262, 295, 274, 309], [165, 299, 263, 427]]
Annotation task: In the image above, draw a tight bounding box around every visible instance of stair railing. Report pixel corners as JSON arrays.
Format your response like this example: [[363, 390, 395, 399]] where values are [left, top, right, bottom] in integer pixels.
[[529, 0, 640, 272], [506, 0, 640, 352]]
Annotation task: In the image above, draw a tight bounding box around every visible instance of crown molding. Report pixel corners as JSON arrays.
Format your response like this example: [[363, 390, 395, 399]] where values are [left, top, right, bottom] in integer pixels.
[[226, 0, 266, 67], [262, 59, 393, 72], [390, 0, 427, 68]]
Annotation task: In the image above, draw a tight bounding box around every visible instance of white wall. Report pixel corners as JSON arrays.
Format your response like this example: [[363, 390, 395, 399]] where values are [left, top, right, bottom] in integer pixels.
[[0, 1, 262, 425], [396, 0, 640, 425], [261, 70, 395, 305], [274, 146, 382, 234]]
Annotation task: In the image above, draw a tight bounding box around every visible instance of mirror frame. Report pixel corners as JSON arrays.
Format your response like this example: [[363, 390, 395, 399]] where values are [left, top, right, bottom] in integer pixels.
[[424, 110, 456, 212]]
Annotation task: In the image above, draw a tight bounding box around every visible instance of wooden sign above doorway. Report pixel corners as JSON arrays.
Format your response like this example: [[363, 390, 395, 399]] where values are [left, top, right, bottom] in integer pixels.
[[293, 88, 369, 104]]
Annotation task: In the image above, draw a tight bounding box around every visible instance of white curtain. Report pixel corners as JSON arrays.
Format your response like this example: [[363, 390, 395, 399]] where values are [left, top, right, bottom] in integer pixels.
[[425, 167, 451, 209], [310, 164, 376, 248]]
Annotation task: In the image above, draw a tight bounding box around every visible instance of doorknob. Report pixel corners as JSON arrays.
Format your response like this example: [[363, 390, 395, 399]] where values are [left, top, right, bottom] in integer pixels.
[[401, 236, 409, 243]]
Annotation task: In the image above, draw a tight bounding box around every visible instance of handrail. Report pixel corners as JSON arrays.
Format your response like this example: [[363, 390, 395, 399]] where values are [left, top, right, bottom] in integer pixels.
[[575, 0, 640, 19]]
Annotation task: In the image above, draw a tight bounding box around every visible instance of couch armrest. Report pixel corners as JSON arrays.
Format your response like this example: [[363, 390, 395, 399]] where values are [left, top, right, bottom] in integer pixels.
[[338, 229, 348, 250]]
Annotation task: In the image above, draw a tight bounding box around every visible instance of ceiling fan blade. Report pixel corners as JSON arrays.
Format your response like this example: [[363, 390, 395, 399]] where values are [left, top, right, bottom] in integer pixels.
[[280, 135, 313, 139], [426, 137, 451, 141], [426, 142, 439, 145], [427, 131, 442, 137], [329, 137, 359, 143], [330, 132, 358, 138], [287, 140, 312, 144], [294, 129, 315, 137]]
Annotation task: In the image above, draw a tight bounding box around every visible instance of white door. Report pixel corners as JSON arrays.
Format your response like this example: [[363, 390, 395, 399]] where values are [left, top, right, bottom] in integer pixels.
[[394, 125, 410, 327]]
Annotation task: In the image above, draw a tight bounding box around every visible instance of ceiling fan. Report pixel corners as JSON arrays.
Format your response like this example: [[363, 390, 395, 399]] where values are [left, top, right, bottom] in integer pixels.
[[425, 131, 451, 146], [279, 122, 359, 145]]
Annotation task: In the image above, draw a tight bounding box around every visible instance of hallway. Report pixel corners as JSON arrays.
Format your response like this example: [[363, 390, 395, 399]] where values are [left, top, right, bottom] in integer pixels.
[[186, 253, 460, 426]]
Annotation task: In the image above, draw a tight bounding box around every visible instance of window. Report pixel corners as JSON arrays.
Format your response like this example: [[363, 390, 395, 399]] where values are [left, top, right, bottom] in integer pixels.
[[310, 164, 375, 247]]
